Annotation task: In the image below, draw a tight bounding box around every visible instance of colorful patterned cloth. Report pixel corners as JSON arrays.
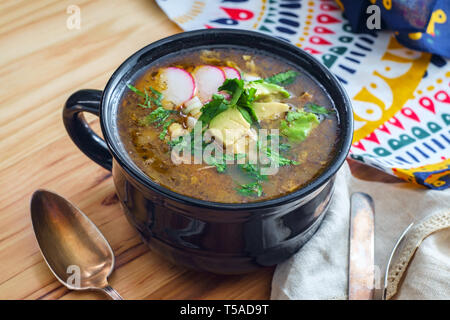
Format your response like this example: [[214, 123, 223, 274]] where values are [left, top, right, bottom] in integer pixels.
[[156, 0, 450, 189]]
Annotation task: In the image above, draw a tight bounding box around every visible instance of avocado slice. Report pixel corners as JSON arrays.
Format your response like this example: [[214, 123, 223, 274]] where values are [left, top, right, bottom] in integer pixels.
[[244, 81, 290, 101], [253, 102, 290, 120], [280, 111, 319, 142], [208, 107, 251, 149]]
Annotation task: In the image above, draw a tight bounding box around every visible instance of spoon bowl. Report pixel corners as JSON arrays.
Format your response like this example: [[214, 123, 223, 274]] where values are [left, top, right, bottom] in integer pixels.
[[30, 189, 122, 299]]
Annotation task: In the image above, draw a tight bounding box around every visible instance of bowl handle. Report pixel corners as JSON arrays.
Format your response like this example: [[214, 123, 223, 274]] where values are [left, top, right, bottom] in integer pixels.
[[63, 89, 112, 171]]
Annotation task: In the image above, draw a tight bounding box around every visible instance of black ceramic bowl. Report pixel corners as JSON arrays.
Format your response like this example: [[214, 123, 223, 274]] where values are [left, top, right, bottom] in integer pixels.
[[63, 29, 353, 274]]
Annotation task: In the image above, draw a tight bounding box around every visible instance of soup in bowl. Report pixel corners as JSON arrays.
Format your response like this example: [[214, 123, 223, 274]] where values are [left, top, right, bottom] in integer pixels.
[[63, 29, 353, 274], [119, 48, 339, 203]]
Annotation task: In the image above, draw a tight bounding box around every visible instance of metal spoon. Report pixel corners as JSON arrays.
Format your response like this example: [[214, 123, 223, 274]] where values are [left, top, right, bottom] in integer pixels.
[[30, 189, 123, 300], [381, 222, 415, 300]]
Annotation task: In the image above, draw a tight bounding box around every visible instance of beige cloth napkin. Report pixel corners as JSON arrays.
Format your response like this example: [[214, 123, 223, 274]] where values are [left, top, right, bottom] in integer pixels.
[[271, 161, 450, 300]]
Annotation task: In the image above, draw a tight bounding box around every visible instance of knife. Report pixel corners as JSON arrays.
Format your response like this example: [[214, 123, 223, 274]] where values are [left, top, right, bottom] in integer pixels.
[[348, 192, 375, 300]]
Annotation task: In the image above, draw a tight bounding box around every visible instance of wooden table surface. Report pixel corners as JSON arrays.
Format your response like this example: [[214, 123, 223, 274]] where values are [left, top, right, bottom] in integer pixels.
[[0, 0, 399, 300]]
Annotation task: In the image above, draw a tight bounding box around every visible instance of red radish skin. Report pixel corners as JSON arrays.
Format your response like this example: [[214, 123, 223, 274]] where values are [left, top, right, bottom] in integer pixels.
[[160, 67, 196, 106], [192, 65, 226, 102], [218, 91, 231, 101], [222, 67, 241, 80]]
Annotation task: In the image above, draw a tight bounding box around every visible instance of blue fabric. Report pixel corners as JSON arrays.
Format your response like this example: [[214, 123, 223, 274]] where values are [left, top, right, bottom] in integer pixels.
[[340, 0, 449, 58]]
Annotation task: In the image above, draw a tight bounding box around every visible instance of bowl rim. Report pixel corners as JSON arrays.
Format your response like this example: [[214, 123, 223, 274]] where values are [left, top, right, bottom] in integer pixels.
[[100, 28, 353, 210]]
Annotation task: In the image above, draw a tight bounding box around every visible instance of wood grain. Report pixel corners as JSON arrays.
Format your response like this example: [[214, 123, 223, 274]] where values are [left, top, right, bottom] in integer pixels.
[[0, 0, 399, 300]]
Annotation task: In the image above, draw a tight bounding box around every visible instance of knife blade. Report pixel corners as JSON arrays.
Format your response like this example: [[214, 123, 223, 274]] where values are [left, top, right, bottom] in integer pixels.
[[348, 192, 375, 300]]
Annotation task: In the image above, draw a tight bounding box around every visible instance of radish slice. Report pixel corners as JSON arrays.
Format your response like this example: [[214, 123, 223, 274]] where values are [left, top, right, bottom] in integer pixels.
[[160, 67, 196, 106], [192, 65, 226, 102], [222, 67, 241, 80]]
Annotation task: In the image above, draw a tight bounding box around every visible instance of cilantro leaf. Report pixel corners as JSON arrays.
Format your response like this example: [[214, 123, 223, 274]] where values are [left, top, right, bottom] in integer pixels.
[[219, 79, 244, 106], [149, 87, 163, 101], [237, 87, 257, 108], [198, 94, 229, 126], [268, 134, 291, 151], [127, 84, 145, 97], [205, 155, 227, 173], [236, 87, 258, 125], [205, 153, 246, 173], [305, 103, 335, 115], [159, 119, 174, 140], [238, 163, 268, 181], [137, 88, 151, 109], [264, 146, 299, 166], [279, 143, 291, 152], [127, 84, 163, 109], [265, 70, 299, 86], [167, 135, 184, 148], [236, 106, 253, 125], [218, 79, 258, 125], [237, 181, 263, 197], [140, 107, 175, 127]]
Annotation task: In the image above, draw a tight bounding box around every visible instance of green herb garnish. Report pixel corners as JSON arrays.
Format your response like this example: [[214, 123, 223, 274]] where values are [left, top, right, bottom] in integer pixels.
[[236, 87, 258, 125], [236, 151, 293, 199], [305, 103, 334, 115], [279, 143, 291, 152], [167, 135, 184, 148], [264, 146, 299, 166], [198, 94, 229, 126], [205, 153, 245, 173], [238, 163, 268, 181], [267, 134, 291, 152], [265, 70, 299, 86], [218, 79, 259, 125], [219, 79, 244, 106], [159, 119, 174, 140], [237, 181, 263, 197], [140, 107, 175, 127], [127, 84, 145, 97], [149, 87, 163, 101], [127, 84, 163, 109], [256, 137, 298, 167], [205, 155, 227, 173]]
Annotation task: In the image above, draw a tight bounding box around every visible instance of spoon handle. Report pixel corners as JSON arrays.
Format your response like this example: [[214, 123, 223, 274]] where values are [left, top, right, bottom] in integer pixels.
[[102, 285, 124, 300]]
